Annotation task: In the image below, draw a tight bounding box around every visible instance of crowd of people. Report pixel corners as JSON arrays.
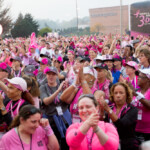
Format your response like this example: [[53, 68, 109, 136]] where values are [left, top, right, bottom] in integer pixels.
[[0, 33, 150, 150]]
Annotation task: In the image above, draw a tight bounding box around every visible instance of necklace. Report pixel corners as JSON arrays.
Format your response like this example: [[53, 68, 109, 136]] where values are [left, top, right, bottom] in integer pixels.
[[17, 127, 32, 150], [86, 131, 94, 150]]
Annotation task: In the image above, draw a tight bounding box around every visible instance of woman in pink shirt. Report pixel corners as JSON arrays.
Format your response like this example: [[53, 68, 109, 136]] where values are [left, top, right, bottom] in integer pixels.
[[0, 105, 59, 150], [63, 50, 75, 70], [134, 69, 150, 144], [89, 48, 97, 66], [116, 40, 121, 50], [94, 63, 111, 100], [60, 66, 97, 124], [125, 61, 140, 89], [66, 94, 119, 150]]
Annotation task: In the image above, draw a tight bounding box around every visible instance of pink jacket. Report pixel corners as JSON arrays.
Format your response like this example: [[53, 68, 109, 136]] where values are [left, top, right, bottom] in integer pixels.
[[66, 121, 119, 150]]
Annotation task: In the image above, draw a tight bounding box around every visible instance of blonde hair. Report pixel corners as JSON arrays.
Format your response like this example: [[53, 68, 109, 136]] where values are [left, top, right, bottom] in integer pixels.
[[106, 70, 113, 82]]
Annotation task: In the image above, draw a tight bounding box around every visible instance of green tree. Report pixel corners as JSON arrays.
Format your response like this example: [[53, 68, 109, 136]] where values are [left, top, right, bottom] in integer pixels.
[[0, 0, 12, 34], [11, 13, 39, 38], [11, 13, 24, 37], [38, 27, 52, 37]]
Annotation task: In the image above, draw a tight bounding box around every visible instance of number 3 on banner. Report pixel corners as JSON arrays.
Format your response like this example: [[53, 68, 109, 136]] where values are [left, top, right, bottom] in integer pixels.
[[0, 24, 3, 35], [138, 15, 145, 27]]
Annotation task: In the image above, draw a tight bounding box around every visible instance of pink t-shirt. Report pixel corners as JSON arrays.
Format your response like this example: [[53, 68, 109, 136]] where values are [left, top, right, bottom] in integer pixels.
[[116, 44, 121, 50], [97, 42, 103, 53], [135, 88, 150, 133], [125, 76, 140, 89], [0, 126, 48, 150], [66, 121, 119, 150], [33, 97, 40, 108], [66, 66, 76, 86], [4, 56, 12, 67], [70, 87, 97, 116], [94, 79, 110, 99]]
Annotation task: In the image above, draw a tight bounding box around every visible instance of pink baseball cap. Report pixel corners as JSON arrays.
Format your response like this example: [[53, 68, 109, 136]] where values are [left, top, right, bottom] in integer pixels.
[[125, 61, 138, 71], [103, 55, 113, 61], [4, 77, 27, 92], [83, 66, 97, 78]]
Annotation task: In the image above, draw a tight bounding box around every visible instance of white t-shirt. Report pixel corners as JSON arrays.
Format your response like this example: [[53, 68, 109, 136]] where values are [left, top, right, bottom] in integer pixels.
[[40, 48, 54, 59]]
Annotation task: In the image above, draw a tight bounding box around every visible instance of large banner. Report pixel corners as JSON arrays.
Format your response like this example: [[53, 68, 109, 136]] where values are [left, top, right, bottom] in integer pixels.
[[131, 1, 150, 34]]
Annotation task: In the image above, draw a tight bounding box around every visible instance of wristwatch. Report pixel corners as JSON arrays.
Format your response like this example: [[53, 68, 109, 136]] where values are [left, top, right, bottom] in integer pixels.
[[0, 106, 6, 111]]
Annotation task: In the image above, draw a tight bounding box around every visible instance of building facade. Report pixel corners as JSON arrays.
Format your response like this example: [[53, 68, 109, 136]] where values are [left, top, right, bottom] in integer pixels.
[[89, 5, 129, 34]]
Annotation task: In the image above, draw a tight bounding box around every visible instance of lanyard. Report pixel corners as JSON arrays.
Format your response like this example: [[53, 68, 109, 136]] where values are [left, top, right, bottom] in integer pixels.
[[48, 85, 60, 104], [0, 90, 5, 99], [127, 76, 137, 89], [14, 67, 21, 77], [10, 100, 22, 118], [134, 76, 137, 89], [18, 128, 32, 150], [86, 132, 94, 150], [38, 73, 45, 84], [113, 104, 127, 119], [6, 99, 23, 118]]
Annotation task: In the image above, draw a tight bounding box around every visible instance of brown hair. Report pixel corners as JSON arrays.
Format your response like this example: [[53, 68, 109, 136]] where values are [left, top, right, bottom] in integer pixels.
[[102, 44, 110, 55], [139, 49, 150, 64], [9, 105, 41, 129], [78, 94, 98, 107], [110, 82, 133, 104], [23, 75, 40, 97], [22, 91, 35, 105]]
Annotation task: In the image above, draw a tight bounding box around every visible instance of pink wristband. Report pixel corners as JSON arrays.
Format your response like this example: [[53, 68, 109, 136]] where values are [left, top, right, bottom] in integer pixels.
[[43, 125, 53, 136]]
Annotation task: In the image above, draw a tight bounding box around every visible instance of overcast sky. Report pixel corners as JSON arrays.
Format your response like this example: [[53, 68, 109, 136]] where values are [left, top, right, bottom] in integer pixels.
[[5, 0, 148, 21]]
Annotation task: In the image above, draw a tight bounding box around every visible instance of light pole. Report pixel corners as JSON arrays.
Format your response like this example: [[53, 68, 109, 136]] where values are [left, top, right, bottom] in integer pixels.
[[120, 0, 122, 41], [76, 0, 79, 31]]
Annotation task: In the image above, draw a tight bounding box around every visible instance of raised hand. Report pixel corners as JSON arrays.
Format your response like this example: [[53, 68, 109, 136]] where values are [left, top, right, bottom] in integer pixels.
[[98, 96, 110, 112], [85, 112, 99, 128], [0, 93, 4, 106], [40, 118, 50, 128], [78, 66, 84, 83], [58, 81, 66, 92]]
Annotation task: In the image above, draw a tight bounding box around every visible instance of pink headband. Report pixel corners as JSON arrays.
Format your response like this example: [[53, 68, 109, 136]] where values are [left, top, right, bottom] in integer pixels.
[[89, 48, 97, 53], [68, 50, 75, 55]]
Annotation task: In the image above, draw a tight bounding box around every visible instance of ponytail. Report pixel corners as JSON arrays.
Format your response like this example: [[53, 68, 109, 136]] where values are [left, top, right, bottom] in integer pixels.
[[22, 91, 35, 105]]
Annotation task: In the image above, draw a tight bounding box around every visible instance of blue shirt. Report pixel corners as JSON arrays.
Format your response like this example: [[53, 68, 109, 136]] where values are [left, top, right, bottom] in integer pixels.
[[112, 70, 121, 84]]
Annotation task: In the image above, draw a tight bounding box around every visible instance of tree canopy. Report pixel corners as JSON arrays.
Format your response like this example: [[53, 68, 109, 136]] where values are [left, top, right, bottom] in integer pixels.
[[38, 27, 52, 37], [11, 13, 39, 38], [0, 0, 12, 34]]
